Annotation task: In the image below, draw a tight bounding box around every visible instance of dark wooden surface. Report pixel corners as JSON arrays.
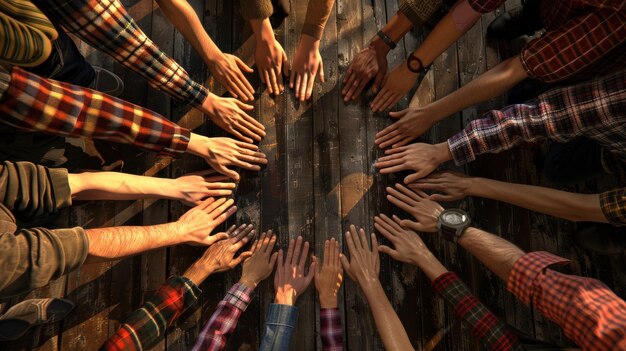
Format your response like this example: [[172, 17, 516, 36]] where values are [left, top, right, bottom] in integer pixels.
[[2, 0, 625, 350]]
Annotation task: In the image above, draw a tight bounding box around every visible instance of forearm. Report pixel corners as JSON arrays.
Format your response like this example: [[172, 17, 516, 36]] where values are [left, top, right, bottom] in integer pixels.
[[68, 172, 178, 201], [411, 3, 480, 68], [428, 56, 527, 122], [468, 178, 606, 223], [457, 227, 524, 281], [250, 18, 274, 41], [0, 67, 190, 158], [362, 281, 414, 351], [156, 0, 223, 66], [85, 223, 182, 263]]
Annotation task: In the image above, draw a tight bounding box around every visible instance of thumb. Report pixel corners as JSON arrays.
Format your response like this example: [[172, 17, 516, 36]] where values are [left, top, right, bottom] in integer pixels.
[[218, 165, 240, 181], [378, 245, 399, 260], [236, 100, 255, 111], [402, 219, 428, 233], [339, 253, 351, 275], [236, 57, 254, 73], [232, 251, 254, 267], [311, 255, 320, 273], [405, 171, 427, 184], [270, 252, 279, 268], [209, 232, 230, 245], [389, 110, 406, 119]]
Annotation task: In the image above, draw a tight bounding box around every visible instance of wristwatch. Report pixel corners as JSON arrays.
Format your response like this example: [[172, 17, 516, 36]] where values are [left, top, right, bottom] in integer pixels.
[[437, 209, 471, 243], [406, 53, 431, 74]]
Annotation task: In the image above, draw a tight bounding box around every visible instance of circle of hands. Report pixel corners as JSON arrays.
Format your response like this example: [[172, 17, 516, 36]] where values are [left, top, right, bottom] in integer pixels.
[[191, 18, 468, 304]]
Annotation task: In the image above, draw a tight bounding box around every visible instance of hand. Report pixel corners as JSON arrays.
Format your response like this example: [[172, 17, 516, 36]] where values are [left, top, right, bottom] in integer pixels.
[[240, 230, 279, 289], [201, 93, 266, 143], [312, 238, 343, 309], [386, 184, 443, 233], [173, 174, 236, 206], [274, 236, 316, 306], [342, 45, 387, 102], [208, 53, 255, 101], [339, 225, 380, 290], [253, 19, 289, 95], [410, 171, 473, 202], [375, 142, 452, 183], [374, 214, 448, 281], [375, 106, 438, 149], [177, 197, 237, 245], [370, 63, 418, 112], [290, 35, 324, 101], [187, 133, 268, 181], [183, 224, 254, 285]]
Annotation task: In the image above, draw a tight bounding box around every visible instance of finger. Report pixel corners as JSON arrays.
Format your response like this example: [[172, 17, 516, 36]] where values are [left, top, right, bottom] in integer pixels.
[[241, 112, 266, 131], [380, 93, 402, 112], [372, 71, 385, 94], [405, 171, 430, 184], [257, 232, 267, 251], [378, 164, 408, 174], [374, 156, 404, 169], [294, 73, 302, 100], [269, 68, 279, 95], [264, 70, 272, 94], [205, 197, 227, 214], [384, 146, 407, 155], [306, 71, 315, 100], [234, 229, 255, 250], [300, 73, 309, 102], [231, 251, 253, 267], [378, 245, 399, 260], [265, 231, 277, 254], [395, 183, 424, 202], [236, 119, 265, 142], [401, 218, 429, 233], [384, 213, 406, 233], [323, 239, 330, 267], [289, 67, 296, 89], [197, 197, 216, 210], [430, 193, 456, 202], [226, 224, 237, 235], [235, 141, 260, 151], [344, 229, 357, 256], [312, 255, 320, 273], [339, 253, 351, 277], [213, 205, 237, 227], [298, 241, 310, 271], [352, 79, 369, 102], [342, 70, 356, 97], [232, 158, 262, 171], [318, 60, 325, 83], [228, 79, 247, 102], [215, 164, 240, 181], [277, 249, 284, 272], [292, 236, 304, 266], [349, 225, 362, 250], [285, 238, 295, 266], [334, 240, 340, 268], [373, 217, 397, 242], [209, 232, 230, 245], [207, 198, 234, 219], [345, 77, 363, 102], [387, 193, 419, 215], [374, 125, 400, 145], [281, 51, 289, 76], [269, 251, 279, 268], [236, 56, 254, 73], [392, 137, 414, 149], [387, 186, 418, 207], [276, 67, 285, 93], [371, 89, 390, 112], [305, 260, 316, 286], [378, 134, 407, 150], [358, 228, 369, 251], [250, 239, 259, 253], [389, 109, 408, 120]]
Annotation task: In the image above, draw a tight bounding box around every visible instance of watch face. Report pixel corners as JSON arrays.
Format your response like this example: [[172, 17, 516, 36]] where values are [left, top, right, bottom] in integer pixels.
[[442, 212, 467, 226]]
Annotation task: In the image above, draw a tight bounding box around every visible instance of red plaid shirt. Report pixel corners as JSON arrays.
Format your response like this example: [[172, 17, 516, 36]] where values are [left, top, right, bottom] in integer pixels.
[[0, 66, 190, 158], [432, 272, 523, 351], [32, 0, 209, 107], [507, 251, 626, 350], [101, 276, 201, 351], [448, 69, 626, 179], [191, 283, 253, 351], [320, 308, 343, 351], [467, 0, 626, 82]]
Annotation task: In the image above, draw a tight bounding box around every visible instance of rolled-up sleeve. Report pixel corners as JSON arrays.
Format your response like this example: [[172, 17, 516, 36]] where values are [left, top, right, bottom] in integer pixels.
[[467, 0, 503, 14], [507, 251, 626, 350], [599, 188, 626, 226], [239, 0, 274, 20], [0, 203, 88, 297]]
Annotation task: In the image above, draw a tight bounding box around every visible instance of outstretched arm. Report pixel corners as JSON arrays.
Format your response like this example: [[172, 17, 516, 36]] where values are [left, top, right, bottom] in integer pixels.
[[68, 171, 235, 205], [155, 0, 255, 101], [340, 225, 414, 351], [412, 171, 607, 223], [85, 198, 235, 263]]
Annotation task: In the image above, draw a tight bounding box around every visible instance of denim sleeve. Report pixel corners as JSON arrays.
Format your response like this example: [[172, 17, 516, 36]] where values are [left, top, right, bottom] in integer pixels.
[[259, 304, 299, 351]]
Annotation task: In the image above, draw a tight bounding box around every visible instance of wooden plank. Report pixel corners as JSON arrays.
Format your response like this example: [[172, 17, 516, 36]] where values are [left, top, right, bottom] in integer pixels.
[[311, 1, 344, 350]]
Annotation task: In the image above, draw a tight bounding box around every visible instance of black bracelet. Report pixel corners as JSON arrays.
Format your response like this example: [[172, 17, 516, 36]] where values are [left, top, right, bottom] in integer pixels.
[[376, 30, 396, 50], [406, 54, 431, 74]]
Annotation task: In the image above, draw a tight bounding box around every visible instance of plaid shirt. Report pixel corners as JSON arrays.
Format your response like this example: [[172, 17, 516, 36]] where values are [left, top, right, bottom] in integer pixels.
[[191, 283, 253, 351], [507, 251, 626, 350], [432, 272, 523, 351], [101, 275, 201, 351], [467, 0, 625, 83], [600, 187, 626, 226], [320, 308, 343, 351], [0, 66, 190, 158], [32, 0, 208, 107], [448, 69, 626, 179]]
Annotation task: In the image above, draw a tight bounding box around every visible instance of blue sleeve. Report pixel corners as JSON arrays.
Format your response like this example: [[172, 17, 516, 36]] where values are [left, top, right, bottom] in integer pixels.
[[259, 303, 299, 351]]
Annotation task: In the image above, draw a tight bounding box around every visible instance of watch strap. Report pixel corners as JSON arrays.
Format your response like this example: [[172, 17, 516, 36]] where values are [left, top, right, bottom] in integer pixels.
[[376, 30, 397, 50]]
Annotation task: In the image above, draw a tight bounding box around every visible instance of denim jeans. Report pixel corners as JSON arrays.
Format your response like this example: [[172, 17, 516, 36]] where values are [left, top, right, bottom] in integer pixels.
[[260, 304, 298, 351]]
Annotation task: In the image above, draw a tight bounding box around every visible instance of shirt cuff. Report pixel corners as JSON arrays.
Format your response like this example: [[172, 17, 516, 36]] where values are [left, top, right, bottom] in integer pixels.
[[53, 226, 90, 275], [506, 251, 570, 305], [431, 271, 462, 293], [600, 188, 626, 226], [301, 23, 324, 41], [47, 167, 72, 209], [447, 134, 476, 166], [266, 303, 298, 328], [224, 282, 254, 311], [160, 127, 191, 158]]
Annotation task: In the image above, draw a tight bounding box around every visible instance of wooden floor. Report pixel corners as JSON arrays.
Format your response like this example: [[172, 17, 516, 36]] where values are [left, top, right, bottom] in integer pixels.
[[2, 0, 626, 350]]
